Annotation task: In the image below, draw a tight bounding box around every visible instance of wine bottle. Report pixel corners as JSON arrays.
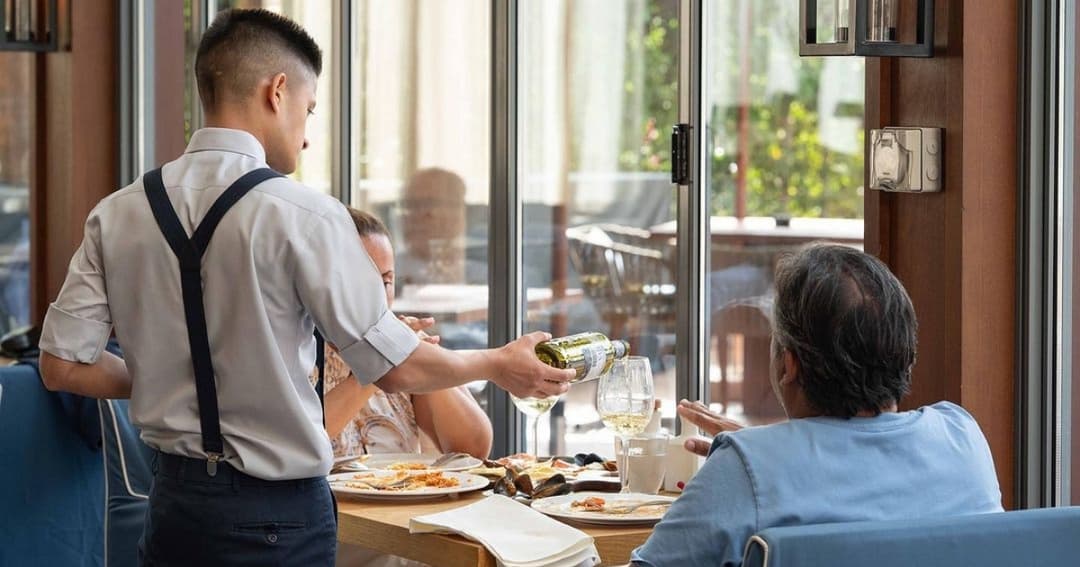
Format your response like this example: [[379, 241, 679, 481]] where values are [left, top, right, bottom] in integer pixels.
[[535, 332, 630, 383]]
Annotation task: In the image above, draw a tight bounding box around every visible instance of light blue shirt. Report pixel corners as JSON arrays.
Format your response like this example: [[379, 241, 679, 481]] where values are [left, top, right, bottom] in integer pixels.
[[632, 402, 1003, 566]]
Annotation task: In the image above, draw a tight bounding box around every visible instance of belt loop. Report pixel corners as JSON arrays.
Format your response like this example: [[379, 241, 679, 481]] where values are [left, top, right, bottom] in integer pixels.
[[176, 456, 186, 485], [151, 451, 160, 475], [232, 466, 241, 493]]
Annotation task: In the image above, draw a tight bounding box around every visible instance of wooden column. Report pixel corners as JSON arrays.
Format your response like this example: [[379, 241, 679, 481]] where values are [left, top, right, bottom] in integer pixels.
[[865, 0, 1018, 508], [153, 0, 189, 165], [31, 0, 119, 322]]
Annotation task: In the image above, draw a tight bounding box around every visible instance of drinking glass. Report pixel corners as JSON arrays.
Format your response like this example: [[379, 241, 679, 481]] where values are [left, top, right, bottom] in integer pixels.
[[511, 395, 560, 456], [597, 356, 654, 492]]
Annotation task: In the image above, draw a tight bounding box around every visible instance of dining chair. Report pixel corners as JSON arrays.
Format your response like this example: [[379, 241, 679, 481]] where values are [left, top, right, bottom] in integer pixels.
[[742, 507, 1080, 567]]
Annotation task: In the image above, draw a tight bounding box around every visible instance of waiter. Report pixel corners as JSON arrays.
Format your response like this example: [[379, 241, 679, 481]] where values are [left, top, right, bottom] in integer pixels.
[[38, 9, 574, 566]]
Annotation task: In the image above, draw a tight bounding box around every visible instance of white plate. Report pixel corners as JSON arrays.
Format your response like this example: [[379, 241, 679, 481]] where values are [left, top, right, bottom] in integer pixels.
[[340, 452, 483, 473], [530, 492, 675, 526], [328, 471, 489, 501]]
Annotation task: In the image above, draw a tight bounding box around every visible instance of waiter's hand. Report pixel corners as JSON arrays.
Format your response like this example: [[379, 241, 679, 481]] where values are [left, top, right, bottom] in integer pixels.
[[492, 331, 576, 398]]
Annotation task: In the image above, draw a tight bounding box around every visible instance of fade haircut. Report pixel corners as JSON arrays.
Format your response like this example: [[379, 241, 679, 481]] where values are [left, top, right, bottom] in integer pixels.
[[771, 243, 918, 418], [195, 8, 322, 112]]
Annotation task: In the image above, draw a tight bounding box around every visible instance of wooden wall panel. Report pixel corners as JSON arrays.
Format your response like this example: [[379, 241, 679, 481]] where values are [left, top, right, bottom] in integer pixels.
[[32, 0, 119, 322], [866, 0, 1017, 508], [154, 1, 188, 166], [958, 0, 1017, 510]]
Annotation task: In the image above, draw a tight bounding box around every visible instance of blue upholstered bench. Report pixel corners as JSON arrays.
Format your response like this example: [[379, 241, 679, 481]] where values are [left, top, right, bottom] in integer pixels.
[[742, 506, 1080, 567], [0, 364, 152, 567]]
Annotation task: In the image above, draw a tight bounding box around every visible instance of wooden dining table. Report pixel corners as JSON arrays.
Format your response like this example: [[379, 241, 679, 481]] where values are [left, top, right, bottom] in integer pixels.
[[336, 491, 656, 567]]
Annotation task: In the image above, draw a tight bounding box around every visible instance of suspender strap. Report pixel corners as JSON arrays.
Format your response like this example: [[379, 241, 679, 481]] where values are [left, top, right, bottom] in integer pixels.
[[314, 330, 326, 428], [143, 167, 283, 476]]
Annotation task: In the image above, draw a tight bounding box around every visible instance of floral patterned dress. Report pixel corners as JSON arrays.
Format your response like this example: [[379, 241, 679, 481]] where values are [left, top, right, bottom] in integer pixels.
[[314, 345, 423, 457], [314, 346, 433, 566]]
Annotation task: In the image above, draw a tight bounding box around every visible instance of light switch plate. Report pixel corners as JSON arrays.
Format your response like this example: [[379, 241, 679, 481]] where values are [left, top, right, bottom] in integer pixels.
[[869, 127, 943, 193]]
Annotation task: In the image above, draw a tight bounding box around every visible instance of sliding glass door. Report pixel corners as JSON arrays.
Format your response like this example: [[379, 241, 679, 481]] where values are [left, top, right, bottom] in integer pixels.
[[700, 0, 865, 424], [513, 0, 693, 456], [504, 0, 869, 455]]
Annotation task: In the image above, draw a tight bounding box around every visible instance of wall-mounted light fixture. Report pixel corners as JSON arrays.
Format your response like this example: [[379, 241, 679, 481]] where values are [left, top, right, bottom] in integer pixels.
[[800, 0, 934, 58], [1, 0, 60, 52]]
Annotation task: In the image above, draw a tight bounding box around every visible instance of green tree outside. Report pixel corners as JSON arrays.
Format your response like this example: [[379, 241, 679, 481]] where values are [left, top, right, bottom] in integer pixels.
[[614, 0, 864, 220]]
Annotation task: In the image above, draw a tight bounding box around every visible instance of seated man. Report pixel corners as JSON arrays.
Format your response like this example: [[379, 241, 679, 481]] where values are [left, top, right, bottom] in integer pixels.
[[631, 243, 1003, 567]]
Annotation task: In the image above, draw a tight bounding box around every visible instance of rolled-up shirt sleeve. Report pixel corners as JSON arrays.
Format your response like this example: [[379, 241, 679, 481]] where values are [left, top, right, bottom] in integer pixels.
[[291, 204, 420, 385], [40, 209, 113, 364]]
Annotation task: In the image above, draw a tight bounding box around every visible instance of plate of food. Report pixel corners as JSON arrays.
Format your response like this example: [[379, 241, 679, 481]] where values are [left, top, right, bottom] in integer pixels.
[[339, 452, 483, 473], [491, 453, 617, 481], [327, 470, 489, 501], [530, 492, 675, 526]]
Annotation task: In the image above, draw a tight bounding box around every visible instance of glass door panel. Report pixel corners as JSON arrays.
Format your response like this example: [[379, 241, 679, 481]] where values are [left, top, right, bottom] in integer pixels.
[[702, 0, 865, 424], [519, 0, 681, 456], [350, 0, 493, 413], [0, 54, 32, 334], [1064, 1, 1078, 506]]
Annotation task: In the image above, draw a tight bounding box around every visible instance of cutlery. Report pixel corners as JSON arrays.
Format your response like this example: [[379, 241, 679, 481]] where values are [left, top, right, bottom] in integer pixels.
[[600, 499, 673, 514], [431, 452, 472, 468], [331, 475, 410, 490]]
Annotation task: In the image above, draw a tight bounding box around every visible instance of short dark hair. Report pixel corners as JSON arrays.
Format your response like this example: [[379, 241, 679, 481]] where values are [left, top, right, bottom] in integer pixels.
[[346, 207, 391, 241], [771, 243, 917, 418], [195, 9, 322, 111]]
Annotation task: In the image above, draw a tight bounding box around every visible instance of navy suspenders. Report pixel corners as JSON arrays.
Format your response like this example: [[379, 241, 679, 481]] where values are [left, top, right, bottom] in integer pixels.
[[144, 167, 326, 476]]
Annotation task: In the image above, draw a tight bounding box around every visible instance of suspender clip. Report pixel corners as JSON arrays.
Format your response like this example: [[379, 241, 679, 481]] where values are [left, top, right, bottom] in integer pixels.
[[206, 452, 223, 477]]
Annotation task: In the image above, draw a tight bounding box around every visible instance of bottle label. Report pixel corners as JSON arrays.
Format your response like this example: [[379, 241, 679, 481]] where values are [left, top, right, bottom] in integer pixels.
[[580, 343, 607, 382]]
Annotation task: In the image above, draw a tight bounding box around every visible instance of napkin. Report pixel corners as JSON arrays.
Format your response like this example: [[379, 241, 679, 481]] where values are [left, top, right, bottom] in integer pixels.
[[409, 495, 600, 567]]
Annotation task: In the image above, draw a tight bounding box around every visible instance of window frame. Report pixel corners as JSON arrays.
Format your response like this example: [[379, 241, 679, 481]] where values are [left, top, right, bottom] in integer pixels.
[[1017, 0, 1076, 508]]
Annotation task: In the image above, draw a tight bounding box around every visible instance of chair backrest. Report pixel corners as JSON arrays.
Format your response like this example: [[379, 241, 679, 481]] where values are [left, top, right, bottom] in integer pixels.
[[99, 398, 153, 567], [566, 224, 676, 319], [742, 507, 1080, 567], [0, 364, 153, 567], [0, 365, 105, 566]]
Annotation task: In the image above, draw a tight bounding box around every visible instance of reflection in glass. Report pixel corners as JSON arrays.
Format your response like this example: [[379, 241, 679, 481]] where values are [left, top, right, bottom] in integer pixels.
[[835, 0, 850, 42], [349, 1, 492, 410], [0, 54, 31, 335], [868, 0, 899, 43], [520, 0, 681, 458]]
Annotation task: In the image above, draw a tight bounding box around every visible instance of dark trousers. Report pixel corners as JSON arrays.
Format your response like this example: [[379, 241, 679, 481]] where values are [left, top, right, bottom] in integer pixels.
[[139, 452, 337, 567]]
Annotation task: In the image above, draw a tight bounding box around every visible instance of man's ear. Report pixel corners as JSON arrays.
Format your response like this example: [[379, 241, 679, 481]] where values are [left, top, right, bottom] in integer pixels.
[[267, 72, 288, 114], [779, 349, 800, 386]]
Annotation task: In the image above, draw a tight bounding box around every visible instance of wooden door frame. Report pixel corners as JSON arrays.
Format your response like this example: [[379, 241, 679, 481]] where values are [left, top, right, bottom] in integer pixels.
[[865, 0, 1019, 508]]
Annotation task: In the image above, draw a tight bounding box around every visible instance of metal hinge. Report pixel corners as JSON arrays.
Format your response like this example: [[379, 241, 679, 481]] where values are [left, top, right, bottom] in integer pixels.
[[671, 123, 692, 185]]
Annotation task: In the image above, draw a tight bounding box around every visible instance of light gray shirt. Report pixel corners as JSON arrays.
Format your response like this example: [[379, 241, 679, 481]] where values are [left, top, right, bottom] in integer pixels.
[[40, 128, 420, 480]]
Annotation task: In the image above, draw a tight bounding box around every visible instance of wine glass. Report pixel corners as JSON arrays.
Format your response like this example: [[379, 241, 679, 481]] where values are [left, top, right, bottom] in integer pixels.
[[597, 356, 654, 493], [510, 395, 560, 456]]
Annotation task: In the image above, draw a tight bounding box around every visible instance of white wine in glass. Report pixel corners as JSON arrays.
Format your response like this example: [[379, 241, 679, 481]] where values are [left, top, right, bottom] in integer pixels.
[[511, 394, 559, 455], [597, 356, 654, 493], [599, 412, 651, 437]]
